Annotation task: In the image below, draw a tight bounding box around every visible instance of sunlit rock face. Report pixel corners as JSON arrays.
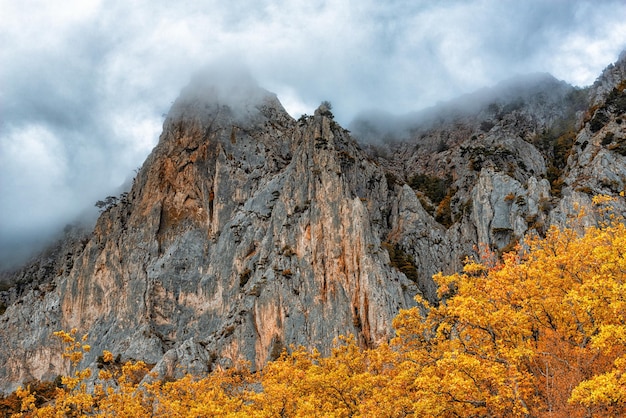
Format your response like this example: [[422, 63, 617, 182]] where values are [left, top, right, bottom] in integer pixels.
[[1, 53, 626, 393], [0, 74, 421, 392]]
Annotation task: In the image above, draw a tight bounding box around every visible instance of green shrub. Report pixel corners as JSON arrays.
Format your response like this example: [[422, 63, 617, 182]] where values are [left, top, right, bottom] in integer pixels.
[[408, 174, 452, 206], [590, 111, 609, 132], [480, 121, 495, 132], [239, 269, 252, 288], [608, 138, 626, 156], [435, 195, 453, 228], [602, 132, 615, 146], [382, 242, 419, 283], [605, 86, 626, 115]]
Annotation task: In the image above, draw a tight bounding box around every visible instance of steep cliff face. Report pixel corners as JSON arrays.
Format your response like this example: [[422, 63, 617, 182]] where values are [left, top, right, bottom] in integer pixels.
[[0, 76, 421, 392], [1, 54, 626, 394]]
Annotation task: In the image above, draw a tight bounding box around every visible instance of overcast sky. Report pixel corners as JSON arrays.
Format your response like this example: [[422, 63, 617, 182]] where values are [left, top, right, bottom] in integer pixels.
[[1, 0, 626, 268]]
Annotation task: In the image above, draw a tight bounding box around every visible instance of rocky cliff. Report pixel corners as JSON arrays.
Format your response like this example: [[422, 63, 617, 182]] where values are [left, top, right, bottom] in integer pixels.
[[1, 54, 626, 393]]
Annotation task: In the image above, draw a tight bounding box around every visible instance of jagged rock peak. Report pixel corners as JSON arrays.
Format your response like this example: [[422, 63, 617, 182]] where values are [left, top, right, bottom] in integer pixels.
[[590, 49, 626, 106]]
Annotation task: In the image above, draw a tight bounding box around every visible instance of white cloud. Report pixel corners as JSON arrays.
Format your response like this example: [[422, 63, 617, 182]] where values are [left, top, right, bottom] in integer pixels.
[[267, 84, 315, 118]]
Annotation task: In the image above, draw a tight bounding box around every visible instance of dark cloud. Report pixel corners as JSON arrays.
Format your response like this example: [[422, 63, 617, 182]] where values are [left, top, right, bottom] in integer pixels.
[[1, 0, 625, 269]]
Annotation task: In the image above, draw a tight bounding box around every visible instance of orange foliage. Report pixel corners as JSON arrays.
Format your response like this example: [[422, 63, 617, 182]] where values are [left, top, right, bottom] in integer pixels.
[[9, 197, 626, 417]]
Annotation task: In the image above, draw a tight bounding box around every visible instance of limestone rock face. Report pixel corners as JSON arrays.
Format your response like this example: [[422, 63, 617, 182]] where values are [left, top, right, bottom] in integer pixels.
[[589, 50, 626, 106], [1, 53, 626, 393], [0, 77, 420, 392]]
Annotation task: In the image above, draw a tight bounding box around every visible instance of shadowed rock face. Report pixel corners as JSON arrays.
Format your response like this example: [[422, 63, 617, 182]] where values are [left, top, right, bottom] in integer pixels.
[[1, 53, 626, 393]]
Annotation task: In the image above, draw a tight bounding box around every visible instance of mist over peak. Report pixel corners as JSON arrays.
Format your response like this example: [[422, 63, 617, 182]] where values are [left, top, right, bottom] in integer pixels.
[[167, 62, 281, 125], [349, 71, 578, 144]]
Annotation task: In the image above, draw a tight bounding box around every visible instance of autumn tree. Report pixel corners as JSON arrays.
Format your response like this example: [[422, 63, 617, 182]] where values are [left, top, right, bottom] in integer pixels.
[[251, 336, 401, 417], [391, 196, 626, 416], [11, 196, 626, 417], [12, 330, 154, 418]]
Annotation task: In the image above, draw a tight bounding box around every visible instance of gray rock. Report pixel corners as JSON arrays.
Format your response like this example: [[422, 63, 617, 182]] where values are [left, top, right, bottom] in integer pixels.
[[1, 52, 626, 394]]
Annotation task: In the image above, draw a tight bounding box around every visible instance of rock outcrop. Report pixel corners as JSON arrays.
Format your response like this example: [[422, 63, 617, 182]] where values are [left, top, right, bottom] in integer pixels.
[[0, 74, 421, 392], [1, 53, 626, 393]]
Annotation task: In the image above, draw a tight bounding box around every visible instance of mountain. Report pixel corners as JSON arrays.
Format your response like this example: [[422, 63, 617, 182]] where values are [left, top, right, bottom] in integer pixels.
[[1, 53, 626, 394]]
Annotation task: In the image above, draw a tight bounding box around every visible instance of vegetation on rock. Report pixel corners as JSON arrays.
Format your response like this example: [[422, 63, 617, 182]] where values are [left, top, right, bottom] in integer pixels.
[[408, 173, 452, 207]]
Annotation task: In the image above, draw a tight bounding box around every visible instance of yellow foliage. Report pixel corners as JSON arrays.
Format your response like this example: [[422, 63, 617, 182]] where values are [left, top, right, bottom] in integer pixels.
[[9, 200, 626, 417], [102, 350, 114, 364], [391, 210, 626, 416]]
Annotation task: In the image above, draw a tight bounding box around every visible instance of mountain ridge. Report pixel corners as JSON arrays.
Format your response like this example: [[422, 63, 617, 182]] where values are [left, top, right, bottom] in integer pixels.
[[1, 52, 626, 394]]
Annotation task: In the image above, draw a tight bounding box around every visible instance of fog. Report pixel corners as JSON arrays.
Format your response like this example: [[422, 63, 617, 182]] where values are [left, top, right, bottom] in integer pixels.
[[1, 0, 626, 269], [168, 61, 276, 125], [349, 72, 577, 142]]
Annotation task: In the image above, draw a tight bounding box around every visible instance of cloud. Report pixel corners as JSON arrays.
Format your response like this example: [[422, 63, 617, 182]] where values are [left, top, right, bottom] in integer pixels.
[[1, 0, 626, 268]]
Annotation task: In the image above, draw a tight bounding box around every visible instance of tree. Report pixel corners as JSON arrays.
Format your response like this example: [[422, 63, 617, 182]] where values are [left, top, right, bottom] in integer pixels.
[[12, 330, 154, 417], [252, 336, 400, 417], [391, 197, 626, 416], [318, 101, 334, 118], [94, 196, 119, 212]]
